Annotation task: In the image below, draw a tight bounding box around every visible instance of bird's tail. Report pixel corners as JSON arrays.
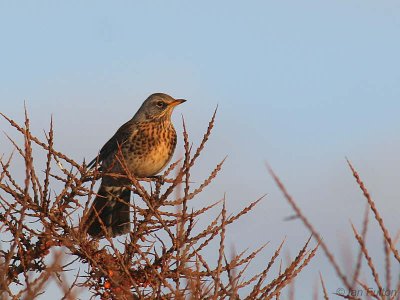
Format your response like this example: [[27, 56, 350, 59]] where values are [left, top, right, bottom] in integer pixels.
[[84, 183, 131, 238]]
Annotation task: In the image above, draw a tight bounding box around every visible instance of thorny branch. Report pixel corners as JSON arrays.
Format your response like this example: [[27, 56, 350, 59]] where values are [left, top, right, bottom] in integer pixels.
[[0, 110, 316, 299]]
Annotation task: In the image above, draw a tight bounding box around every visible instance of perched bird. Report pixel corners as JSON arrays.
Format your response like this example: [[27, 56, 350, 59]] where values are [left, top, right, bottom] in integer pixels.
[[84, 93, 186, 238]]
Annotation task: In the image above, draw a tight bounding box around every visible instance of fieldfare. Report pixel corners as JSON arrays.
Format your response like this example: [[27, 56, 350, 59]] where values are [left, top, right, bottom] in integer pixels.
[[84, 93, 186, 238]]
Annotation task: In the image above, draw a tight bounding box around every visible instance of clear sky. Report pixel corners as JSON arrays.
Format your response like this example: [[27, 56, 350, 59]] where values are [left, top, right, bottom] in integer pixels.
[[1, 1, 400, 298]]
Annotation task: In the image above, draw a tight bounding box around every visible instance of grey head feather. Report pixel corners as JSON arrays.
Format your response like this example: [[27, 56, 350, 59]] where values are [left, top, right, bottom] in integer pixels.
[[132, 93, 178, 122]]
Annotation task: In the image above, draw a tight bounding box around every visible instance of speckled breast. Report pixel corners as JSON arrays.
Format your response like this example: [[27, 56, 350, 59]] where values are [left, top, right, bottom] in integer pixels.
[[123, 121, 177, 177]]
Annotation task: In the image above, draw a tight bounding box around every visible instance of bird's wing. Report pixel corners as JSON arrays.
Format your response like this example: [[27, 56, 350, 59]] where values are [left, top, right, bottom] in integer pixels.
[[87, 121, 137, 169]]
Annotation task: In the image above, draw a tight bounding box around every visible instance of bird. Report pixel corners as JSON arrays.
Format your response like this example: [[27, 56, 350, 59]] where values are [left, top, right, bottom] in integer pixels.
[[84, 93, 186, 238]]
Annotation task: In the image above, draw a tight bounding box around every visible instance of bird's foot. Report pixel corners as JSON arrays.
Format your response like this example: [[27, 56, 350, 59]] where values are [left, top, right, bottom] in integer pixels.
[[148, 175, 165, 185]]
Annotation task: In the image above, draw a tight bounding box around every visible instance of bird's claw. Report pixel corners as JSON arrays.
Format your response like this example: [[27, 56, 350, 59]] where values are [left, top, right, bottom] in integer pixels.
[[149, 175, 165, 185]]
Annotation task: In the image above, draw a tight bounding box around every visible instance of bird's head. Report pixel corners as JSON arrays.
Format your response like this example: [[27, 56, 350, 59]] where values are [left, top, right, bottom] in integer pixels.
[[134, 93, 186, 122]]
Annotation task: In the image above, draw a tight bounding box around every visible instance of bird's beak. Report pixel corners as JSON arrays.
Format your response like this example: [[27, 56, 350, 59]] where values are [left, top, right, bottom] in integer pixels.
[[170, 99, 186, 107]]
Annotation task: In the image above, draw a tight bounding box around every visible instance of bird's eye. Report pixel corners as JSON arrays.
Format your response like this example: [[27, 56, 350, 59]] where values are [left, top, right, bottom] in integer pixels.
[[156, 101, 165, 108]]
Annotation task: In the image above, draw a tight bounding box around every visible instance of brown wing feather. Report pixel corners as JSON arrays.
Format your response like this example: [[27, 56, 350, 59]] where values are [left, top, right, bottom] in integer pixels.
[[87, 120, 136, 169]]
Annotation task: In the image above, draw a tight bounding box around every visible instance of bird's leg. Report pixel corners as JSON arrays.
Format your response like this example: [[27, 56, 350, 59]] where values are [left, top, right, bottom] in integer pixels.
[[148, 175, 165, 185]]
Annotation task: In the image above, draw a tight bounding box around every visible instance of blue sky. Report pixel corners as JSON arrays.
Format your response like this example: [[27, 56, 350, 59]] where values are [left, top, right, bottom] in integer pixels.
[[1, 1, 400, 298]]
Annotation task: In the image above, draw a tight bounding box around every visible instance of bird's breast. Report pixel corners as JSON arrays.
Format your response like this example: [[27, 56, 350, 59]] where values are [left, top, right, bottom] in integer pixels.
[[124, 122, 177, 177]]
